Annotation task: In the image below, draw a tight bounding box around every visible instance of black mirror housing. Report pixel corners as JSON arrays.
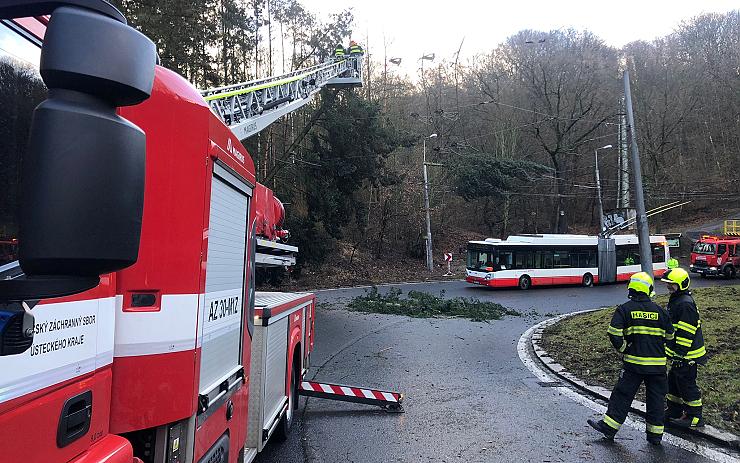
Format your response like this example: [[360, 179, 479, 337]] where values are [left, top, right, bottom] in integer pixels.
[[0, 2, 156, 307], [0, 303, 35, 356]]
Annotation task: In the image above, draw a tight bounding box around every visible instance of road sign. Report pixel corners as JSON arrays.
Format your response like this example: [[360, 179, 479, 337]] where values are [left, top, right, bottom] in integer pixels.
[[444, 252, 453, 262], [664, 233, 682, 248], [604, 208, 636, 230]]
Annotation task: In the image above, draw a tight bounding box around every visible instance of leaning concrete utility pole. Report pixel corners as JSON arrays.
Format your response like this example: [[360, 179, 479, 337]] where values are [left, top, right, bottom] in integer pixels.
[[618, 97, 630, 210], [422, 133, 437, 272], [623, 70, 653, 276]]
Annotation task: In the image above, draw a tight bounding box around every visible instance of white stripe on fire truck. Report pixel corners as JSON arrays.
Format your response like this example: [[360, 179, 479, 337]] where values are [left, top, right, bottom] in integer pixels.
[[1, 296, 116, 404], [0, 352, 112, 404], [361, 389, 375, 399], [114, 294, 199, 357]]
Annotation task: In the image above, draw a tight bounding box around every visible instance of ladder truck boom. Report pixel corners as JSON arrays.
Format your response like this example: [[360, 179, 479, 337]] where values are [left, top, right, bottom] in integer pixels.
[[201, 56, 363, 140]]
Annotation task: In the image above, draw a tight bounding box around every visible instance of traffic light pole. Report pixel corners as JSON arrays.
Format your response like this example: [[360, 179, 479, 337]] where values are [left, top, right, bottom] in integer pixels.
[[623, 70, 653, 277]]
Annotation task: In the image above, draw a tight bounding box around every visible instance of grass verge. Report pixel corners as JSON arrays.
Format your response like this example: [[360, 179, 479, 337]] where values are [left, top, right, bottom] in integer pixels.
[[347, 287, 520, 322], [541, 285, 740, 434]]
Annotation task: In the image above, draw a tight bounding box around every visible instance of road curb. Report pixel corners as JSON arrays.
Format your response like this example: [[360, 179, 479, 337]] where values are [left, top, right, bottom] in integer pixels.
[[531, 310, 740, 451]]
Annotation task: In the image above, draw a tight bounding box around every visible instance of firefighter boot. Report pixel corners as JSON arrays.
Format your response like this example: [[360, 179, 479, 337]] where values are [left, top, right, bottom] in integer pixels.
[[587, 419, 616, 440], [665, 393, 684, 421], [646, 434, 662, 446], [672, 416, 705, 428]]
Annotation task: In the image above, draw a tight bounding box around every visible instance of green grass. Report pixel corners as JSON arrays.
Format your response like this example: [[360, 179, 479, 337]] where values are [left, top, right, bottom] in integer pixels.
[[541, 285, 740, 434], [347, 287, 521, 322]]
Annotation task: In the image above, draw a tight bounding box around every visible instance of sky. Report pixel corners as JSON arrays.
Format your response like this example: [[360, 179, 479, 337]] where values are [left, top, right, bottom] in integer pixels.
[[302, 0, 738, 76]]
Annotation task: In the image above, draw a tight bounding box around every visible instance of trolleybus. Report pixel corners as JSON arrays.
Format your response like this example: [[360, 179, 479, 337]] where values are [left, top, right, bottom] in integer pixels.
[[465, 234, 669, 289]]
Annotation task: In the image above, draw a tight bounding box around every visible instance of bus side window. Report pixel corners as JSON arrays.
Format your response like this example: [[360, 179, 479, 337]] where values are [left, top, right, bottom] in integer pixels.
[[543, 252, 553, 269], [652, 244, 666, 263], [553, 251, 570, 268], [497, 251, 513, 270]]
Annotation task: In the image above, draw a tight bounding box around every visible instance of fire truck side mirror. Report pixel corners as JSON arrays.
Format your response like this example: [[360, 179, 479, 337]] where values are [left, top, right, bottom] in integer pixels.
[[0, 3, 156, 306], [0, 302, 35, 356]]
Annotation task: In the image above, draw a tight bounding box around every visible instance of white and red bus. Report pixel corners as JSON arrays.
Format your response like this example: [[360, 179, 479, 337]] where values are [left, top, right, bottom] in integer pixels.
[[466, 234, 669, 289]]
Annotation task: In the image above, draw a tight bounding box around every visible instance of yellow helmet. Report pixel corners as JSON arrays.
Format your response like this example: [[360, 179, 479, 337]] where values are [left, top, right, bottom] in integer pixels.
[[628, 271, 654, 296], [661, 267, 690, 291]]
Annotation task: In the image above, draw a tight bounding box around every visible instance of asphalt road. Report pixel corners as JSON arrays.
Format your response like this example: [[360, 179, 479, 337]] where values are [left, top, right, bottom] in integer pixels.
[[258, 277, 740, 463]]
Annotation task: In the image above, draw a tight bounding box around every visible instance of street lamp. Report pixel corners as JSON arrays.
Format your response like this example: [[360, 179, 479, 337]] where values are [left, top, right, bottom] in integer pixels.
[[419, 53, 435, 75], [423, 133, 438, 272], [595, 144, 613, 234]]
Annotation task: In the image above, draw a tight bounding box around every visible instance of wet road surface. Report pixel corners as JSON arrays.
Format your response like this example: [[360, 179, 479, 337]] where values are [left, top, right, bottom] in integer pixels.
[[258, 278, 740, 462]]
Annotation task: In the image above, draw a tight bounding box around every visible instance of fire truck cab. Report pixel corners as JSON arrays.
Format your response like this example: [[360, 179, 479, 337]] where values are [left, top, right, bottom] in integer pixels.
[[0, 4, 314, 463], [690, 235, 740, 278]]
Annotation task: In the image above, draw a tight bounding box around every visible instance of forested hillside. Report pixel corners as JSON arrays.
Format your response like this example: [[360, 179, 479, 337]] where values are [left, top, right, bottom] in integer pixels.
[[112, 2, 739, 281]]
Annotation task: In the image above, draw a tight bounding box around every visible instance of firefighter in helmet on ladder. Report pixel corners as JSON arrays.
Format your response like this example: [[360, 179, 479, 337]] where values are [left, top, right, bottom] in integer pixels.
[[588, 272, 674, 445], [334, 43, 346, 60]]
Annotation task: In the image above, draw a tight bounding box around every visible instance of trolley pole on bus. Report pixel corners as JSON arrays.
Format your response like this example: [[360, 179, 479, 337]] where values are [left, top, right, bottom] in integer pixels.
[[623, 70, 653, 277], [422, 133, 437, 272]]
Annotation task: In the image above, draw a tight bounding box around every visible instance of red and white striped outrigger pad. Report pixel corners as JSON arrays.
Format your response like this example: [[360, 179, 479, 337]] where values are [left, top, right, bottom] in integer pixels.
[[299, 381, 403, 405]]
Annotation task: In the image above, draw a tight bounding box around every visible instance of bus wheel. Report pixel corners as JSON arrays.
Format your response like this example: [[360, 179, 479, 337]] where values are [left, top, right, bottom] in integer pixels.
[[518, 275, 531, 290], [582, 273, 594, 287]]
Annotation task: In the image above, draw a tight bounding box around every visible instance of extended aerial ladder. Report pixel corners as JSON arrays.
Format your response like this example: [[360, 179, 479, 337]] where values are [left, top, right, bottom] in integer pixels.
[[201, 56, 363, 141], [201, 54, 364, 268]]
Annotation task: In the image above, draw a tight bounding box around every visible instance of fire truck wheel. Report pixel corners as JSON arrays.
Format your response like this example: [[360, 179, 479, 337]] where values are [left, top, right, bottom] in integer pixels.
[[518, 275, 531, 290], [723, 266, 734, 279], [276, 360, 298, 440], [582, 273, 594, 287]]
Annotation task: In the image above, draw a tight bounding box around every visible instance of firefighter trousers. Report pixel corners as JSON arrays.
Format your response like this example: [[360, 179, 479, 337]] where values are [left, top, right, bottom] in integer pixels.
[[667, 362, 702, 419], [603, 368, 667, 438]]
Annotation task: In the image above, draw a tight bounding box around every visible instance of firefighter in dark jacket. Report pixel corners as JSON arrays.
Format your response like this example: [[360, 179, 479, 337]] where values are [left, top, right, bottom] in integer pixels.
[[661, 267, 706, 428], [587, 272, 674, 445], [348, 40, 364, 55]]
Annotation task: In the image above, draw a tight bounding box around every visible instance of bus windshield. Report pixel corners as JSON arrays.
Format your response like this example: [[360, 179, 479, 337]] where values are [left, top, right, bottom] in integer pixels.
[[467, 246, 495, 271], [693, 242, 715, 255]]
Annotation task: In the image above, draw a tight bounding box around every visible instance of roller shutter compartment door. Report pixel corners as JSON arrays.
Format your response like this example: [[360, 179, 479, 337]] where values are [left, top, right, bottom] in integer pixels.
[[200, 173, 248, 393]]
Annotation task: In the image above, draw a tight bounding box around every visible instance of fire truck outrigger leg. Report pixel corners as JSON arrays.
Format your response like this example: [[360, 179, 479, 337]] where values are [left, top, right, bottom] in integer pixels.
[[299, 381, 404, 413]]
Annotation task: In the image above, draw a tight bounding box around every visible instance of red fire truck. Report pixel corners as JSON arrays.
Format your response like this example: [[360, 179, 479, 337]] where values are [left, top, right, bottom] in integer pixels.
[[689, 235, 740, 278], [0, 4, 321, 463]]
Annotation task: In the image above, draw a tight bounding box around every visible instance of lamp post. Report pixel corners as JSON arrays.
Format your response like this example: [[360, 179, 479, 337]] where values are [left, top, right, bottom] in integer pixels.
[[595, 144, 613, 235], [423, 133, 437, 271]]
